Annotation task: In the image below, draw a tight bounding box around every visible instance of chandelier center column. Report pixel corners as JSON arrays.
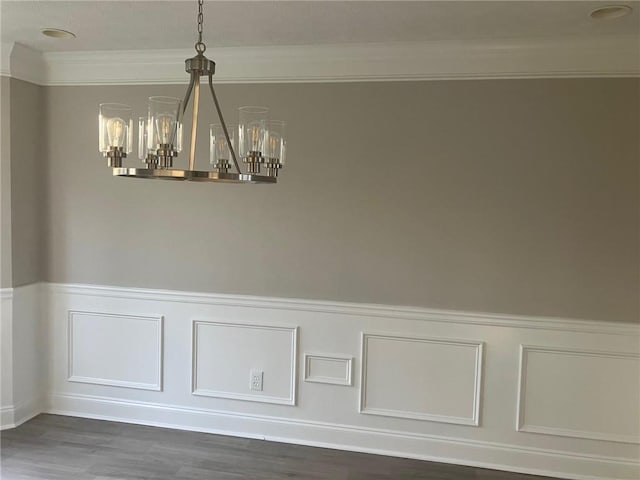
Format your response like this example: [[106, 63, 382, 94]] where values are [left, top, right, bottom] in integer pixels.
[[189, 74, 200, 172]]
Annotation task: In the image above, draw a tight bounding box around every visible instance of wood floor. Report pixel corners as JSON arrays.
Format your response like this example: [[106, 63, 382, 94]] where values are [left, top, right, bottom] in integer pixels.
[[1, 414, 555, 480]]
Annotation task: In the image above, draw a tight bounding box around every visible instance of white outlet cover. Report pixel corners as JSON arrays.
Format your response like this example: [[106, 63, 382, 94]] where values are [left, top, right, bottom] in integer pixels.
[[250, 369, 263, 391]]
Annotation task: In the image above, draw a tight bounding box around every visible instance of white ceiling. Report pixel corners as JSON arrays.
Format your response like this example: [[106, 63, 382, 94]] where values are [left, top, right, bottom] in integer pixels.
[[1, 1, 639, 53]]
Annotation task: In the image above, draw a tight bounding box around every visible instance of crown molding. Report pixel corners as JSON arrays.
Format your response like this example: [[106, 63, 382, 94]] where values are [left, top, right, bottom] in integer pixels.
[[1, 43, 47, 85], [4, 35, 640, 86], [0, 43, 13, 78]]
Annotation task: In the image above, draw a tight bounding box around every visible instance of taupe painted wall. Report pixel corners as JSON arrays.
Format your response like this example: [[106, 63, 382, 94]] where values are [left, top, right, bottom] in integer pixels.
[[9, 78, 43, 287], [0, 77, 12, 288], [43, 79, 639, 322]]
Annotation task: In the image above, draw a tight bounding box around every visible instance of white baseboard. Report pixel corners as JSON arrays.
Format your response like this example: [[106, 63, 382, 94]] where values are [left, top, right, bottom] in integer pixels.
[[47, 392, 638, 480], [1, 397, 44, 430], [0, 404, 15, 429]]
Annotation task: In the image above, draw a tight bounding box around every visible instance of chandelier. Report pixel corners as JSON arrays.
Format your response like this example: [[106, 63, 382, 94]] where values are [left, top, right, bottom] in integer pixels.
[[98, 0, 285, 184]]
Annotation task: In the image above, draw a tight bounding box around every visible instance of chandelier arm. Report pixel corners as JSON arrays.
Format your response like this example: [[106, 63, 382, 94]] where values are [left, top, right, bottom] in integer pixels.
[[179, 74, 196, 122], [208, 75, 241, 174], [189, 74, 201, 171]]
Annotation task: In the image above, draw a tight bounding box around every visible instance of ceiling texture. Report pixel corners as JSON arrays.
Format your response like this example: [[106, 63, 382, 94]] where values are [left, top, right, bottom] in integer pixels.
[[1, 1, 639, 52], [0, 1, 638, 84]]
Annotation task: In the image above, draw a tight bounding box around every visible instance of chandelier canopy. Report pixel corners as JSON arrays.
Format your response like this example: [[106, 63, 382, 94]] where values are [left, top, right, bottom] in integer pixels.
[[98, 0, 285, 184]]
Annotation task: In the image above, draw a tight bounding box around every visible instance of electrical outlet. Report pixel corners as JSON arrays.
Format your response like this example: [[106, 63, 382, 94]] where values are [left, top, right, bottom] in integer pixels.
[[250, 369, 263, 391]]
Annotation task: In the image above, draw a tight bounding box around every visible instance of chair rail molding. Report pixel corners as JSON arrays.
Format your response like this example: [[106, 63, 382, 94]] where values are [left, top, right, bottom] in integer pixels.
[[45, 282, 639, 336]]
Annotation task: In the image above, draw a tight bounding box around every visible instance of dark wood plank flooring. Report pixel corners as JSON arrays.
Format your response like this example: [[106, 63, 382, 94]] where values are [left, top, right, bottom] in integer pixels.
[[1, 414, 556, 479]]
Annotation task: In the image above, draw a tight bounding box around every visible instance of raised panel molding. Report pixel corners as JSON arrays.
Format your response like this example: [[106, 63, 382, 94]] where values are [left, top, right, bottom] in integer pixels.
[[304, 353, 353, 386], [517, 345, 640, 444], [192, 321, 298, 406], [68, 311, 163, 391], [360, 333, 484, 426]]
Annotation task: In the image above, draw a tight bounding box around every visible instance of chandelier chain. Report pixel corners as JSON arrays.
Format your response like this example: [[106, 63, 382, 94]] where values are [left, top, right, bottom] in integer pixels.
[[195, 0, 206, 53]]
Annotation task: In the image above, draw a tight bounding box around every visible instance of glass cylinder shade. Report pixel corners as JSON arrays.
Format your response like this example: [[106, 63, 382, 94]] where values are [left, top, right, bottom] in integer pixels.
[[267, 120, 286, 164], [210, 124, 236, 165], [147, 96, 182, 151], [238, 106, 268, 158], [138, 117, 148, 161], [99, 103, 133, 153]]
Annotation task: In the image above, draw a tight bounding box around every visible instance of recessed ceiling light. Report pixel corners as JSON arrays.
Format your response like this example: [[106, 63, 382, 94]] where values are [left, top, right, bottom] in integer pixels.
[[41, 28, 76, 39], [590, 5, 633, 19]]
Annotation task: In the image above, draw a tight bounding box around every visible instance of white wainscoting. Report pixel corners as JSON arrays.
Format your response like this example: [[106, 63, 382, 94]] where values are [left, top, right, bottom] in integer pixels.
[[192, 321, 297, 405], [68, 311, 163, 391], [360, 333, 483, 426], [1, 287, 14, 426], [517, 345, 640, 444], [25, 283, 640, 479], [1, 283, 45, 430]]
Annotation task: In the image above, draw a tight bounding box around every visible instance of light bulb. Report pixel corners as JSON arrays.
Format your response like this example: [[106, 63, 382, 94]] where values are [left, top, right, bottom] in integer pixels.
[[268, 134, 281, 160], [99, 104, 132, 154], [155, 114, 175, 145], [267, 120, 285, 163], [249, 123, 262, 152], [238, 106, 268, 159], [217, 136, 230, 160], [106, 117, 126, 148], [210, 124, 236, 166]]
